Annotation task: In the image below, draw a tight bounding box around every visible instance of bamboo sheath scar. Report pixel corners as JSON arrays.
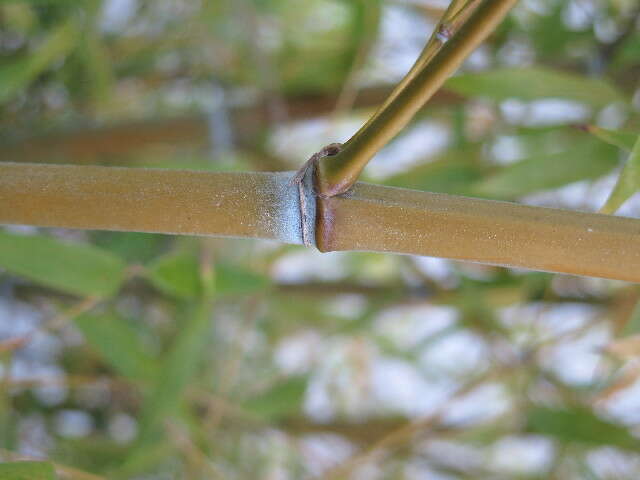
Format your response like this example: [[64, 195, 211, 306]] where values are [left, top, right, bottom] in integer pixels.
[[1, 162, 640, 282]]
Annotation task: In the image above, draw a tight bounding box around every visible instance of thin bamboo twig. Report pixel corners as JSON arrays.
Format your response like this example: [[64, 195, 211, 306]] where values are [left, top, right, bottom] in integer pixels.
[[315, 0, 518, 197], [0, 296, 100, 357], [323, 368, 497, 480], [165, 421, 227, 480], [2, 162, 640, 282], [204, 295, 261, 438], [354, 0, 479, 135], [325, 318, 586, 480]]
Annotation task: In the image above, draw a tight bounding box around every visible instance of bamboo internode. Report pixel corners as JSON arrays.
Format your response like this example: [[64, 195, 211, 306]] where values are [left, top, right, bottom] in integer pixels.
[[0, 162, 303, 245], [315, 182, 640, 283]]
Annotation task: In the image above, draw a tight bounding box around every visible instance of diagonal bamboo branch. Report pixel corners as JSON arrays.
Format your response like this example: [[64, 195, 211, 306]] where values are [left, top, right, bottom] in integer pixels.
[[2, 162, 639, 282], [354, 0, 480, 135], [315, 0, 517, 197]]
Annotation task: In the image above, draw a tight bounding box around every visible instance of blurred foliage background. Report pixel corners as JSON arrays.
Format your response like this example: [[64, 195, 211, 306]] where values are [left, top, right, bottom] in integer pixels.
[[2, 0, 640, 478]]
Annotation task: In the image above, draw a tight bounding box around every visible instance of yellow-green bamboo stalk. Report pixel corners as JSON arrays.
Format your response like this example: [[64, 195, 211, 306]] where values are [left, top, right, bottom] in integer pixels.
[[355, 0, 479, 135], [0, 162, 304, 245], [315, 182, 640, 283], [316, 0, 517, 197]]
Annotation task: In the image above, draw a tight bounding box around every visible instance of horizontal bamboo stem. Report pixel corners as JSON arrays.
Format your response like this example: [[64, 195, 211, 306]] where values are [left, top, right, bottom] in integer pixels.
[[0, 162, 304, 244], [315, 182, 640, 283], [2, 162, 639, 282]]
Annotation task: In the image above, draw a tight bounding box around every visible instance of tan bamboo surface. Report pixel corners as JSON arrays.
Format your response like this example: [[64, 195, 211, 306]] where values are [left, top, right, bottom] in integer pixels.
[[316, 183, 640, 283], [0, 162, 303, 245], [2, 162, 640, 282]]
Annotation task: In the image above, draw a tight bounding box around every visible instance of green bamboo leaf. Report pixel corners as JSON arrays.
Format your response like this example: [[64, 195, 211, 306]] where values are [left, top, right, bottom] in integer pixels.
[[114, 441, 173, 478], [0, 462, 57, 480], [612, 32, 640, 70], [75, 5, 115, 104], [136, 301, 212, 443], [77, 32, 114, 103], [244, 376, 308, 421], [146, 252, 202, 299], [0, 19, 77, 104], [446, 68, 624, 107], [600, 135, 640, 214], [75, 313, 157, 382], [528, 2, 578, 58], [216, 263, 270, 295], [0, 231, 126, 297], [345, 0, 382, 73], [386, 149, 484, 195], [147, 252, 269, 299], [91, 232, 166, 263], [527, 406, 638, 450], [622, 300, 640, 337], [472, 141, 619, 199], [581, 125, 637, 151], [274, 0, 380, 93], [1, 3, 36, 33]]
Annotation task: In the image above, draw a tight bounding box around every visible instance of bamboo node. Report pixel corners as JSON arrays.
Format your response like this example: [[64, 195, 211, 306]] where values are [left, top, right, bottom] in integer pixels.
[[290, 143, 343, 247]]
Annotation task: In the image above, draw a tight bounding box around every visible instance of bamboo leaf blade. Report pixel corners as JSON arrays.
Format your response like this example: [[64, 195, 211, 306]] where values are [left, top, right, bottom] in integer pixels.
[[0, 20, 77, 104], [216, 263, 270, 296], [527, 406, 639, 450], [73, 28, 115, 105], [243, 376, 308, 421], [622, 300, 640, 337], [134, 301, 213, 446], [147, 251, 270, 299], [446, 68, 624, 107], [0, 461, 57, 480], [0, 231, 127, 297], [385, 149, 485, 195], [146, 252, 202, 300], [74, 1, 115, 105], [121, 302, 211, 473], [75, 313, 158, 382], [471, 141, 619, 199], [600, 135, 640, 214], [580, 125, 637, 151], [91, 232, 167, 263]]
